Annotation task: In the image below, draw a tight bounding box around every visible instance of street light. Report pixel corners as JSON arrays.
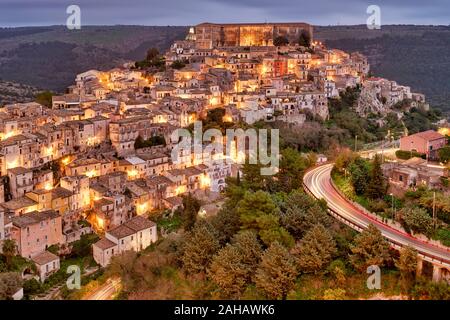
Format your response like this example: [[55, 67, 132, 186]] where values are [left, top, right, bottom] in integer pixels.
[[433, 191, 437, 230], [390, 193, 395, 221]]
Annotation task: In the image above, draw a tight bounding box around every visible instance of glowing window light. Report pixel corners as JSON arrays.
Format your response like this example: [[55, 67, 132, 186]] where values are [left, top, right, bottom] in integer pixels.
[[6, 159, 19, 170], [137, 202, 148, 215], [200, 174, 211, 189], [44, 146, 54, 157], [260, 65, 268, 75], [85, 170, 97, 178], [188, 114, 197, 124], [61, 157, 71, 166], [209, 97, 220, 106], [175, 185, 187, 196], [438, 127, 450, 136], [87, 136, 99, 146], [222, 115, 232, 123], [127, 169, 139, 179], [1, 130, 17, 141], [96, 216, 104, 230]]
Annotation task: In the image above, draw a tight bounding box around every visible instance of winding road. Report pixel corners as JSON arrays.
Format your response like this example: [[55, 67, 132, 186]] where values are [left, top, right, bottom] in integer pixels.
[[83, 278, 121, 300], [303, 163, 450, 268]]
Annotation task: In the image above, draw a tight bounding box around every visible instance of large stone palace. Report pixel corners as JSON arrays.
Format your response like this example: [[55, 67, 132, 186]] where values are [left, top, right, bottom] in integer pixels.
[[194, 22, 313, 49]]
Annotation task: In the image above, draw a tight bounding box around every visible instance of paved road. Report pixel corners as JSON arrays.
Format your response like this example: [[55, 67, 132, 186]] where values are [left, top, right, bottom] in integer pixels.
[[84, 278, 121, 300], [303, 163, 450, 268]]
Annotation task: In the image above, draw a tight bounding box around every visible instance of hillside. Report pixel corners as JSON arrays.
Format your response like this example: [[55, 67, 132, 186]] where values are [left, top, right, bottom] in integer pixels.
[[0, 26, 188, 93], [315, 25, 450, 112], [0, 80, 40, 104], [0, 25, 449, 113]]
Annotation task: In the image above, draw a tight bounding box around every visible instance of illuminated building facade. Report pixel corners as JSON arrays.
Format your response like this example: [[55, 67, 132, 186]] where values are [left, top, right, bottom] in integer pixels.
[[194, 22, 313, 49]]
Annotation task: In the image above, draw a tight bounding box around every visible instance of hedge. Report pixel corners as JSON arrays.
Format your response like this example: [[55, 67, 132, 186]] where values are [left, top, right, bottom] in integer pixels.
[[395, 150, 426, 160]]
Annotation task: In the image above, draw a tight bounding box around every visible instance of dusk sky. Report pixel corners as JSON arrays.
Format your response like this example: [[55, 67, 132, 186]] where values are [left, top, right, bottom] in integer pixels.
[[0, 0, 449, 27]]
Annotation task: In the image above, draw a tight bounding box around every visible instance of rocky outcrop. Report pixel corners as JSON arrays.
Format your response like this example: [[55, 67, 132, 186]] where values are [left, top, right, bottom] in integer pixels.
[[356, 85, 385, 116]]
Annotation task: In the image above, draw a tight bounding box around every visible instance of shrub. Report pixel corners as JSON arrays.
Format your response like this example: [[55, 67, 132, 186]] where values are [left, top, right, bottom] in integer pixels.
[[395, 150, 426, 160]]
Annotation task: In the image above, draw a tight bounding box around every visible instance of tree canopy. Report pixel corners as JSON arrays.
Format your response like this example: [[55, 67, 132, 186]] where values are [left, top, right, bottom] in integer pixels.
[[349, 224, 391, 272]]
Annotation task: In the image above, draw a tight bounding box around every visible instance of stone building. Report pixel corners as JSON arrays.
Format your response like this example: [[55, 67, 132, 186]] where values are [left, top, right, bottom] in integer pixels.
[[194, 22, 313, 49]]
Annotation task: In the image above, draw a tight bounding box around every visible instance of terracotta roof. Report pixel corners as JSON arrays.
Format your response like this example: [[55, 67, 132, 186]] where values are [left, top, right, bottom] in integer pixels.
[[51, 187, 73, 198], [410, 130, 445, 142], [12, 210, 60, 228], [124, 215, 156, 232], [7, 167, 32, 175], [32, 251, 59, 265], [107, 224, 135, 239], [93, 238, 117, 250], [107, 216, 156, 239], [164, 196, 183, 207], [1, 196, 37, 210]]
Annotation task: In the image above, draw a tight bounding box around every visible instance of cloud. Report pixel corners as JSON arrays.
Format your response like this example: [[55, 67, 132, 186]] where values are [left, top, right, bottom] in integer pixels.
[[0, 0, 448, 27]]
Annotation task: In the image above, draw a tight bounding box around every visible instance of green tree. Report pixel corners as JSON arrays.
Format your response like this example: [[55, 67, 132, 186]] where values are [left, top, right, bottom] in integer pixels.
[[238, 190, 277, 229], [232, 231, 263, 268], [255, 242, 298, 300], [23, 278, 43, 298], [298, 31, 311, 47], [280, 190, 331, 240], [273, 36, 289, 47], [418, 191, 450, 224], [208, 231, 262, 298], [395, 246, 418, 294], [181, 193, 201, 231], [292, 224, 337, 273], [411, 279, 450, 300], [238, 191, 294, 247], [258, 219, 295, 248], [69, 234, 99, 258], [1, 240, 17, 268], [182, 220, 220, 274], [327, 259, 347, 285], [0, 272, 22, 300], [276, 148, 310, 192], [349, 224, 391, 272], [334, 149, 359, 173], [209, 245, 248, 298], [146, 48, 160, 61], [349, 157, 370, 195], [134, 135, 145, 149], [365, 155, 387, 200], [35, 90, 53, 107], [241, 162, 273, 191], [322, 288, 346, 300], [206, 107, 225, 125], [107, 251, 139, 292], [171, 60, 187, 70], [210, 206, 241, 245], [438, 146, 450, 164], [401, 206, 434, 236]]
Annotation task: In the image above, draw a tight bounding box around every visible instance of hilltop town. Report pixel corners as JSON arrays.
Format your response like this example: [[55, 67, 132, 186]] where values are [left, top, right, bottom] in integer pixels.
[[0, 22, 448, 300]]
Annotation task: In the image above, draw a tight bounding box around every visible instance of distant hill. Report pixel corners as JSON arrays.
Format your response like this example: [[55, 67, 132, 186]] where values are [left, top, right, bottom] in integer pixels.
[[0, 80, 40, 105], [0, 25, 449, 113], [0, 25, 188, 94], [314, 25, 450, 113]]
